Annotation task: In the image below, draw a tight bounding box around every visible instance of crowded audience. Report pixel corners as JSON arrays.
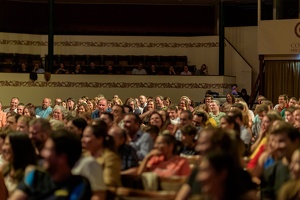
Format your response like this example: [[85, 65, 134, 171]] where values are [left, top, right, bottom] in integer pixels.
[[0, 93, 299, 199]]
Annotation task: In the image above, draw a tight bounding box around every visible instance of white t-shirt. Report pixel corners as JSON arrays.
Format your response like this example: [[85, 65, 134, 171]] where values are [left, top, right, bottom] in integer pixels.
[[72, 156, 106, 192]]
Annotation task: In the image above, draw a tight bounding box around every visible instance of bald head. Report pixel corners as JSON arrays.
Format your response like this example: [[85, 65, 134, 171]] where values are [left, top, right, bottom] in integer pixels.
[[42, 98, 52, 109], [108, 126, 126, 148]]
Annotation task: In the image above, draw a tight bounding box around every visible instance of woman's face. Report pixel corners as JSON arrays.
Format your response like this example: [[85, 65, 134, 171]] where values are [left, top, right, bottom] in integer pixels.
[[226, 94, 232, 103], [81, 127, 100, 153], [196, 131, 212, 155], [77, 105, 86, 114], [67, 121, 81, 136], [180, 100, 186, 109], [150, 113, 163, 128], [129, 101, 135, 109], [147, 101, 155, 110], [197, 158, 225, 195], [167, 123, 174, 133], [2, 137, 13, 163], [290, 149, 300, 180], [23, 108, 31, 116], [87, 101, 94, 110], [53, 109, 63, 121], [164, 100, 170, 107], [154, 136, 172, 156], [261, 116, 271, 130]]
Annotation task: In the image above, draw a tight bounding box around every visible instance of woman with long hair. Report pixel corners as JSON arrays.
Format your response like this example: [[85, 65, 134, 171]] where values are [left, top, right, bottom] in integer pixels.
[[221, 93, 235, 113], [23, 103, 37, 118], [1, 132, 36, 195], [81, 123, 121, 187], [247, 111, 282, 171], [76, 102, 91, 116], [148, 111, 164, 132]]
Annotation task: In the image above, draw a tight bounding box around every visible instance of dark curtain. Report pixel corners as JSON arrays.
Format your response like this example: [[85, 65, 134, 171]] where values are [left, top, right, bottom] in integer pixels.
[[264, 60, 300, 103]]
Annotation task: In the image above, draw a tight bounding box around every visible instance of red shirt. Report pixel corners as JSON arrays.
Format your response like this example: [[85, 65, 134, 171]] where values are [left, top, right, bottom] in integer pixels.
[[146, 155, 191, 177]]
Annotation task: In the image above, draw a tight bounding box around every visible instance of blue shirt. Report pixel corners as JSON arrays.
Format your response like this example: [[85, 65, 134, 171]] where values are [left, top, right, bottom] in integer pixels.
[[36, 106, 52, 119], [129, 129, 153, 160]]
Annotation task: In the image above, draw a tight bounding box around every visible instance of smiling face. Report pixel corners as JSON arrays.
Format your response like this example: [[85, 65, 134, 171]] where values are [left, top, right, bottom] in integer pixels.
[[10, 98, 19, 110], [66, 121, 81, 136], [81, 126, 101, 153], [205, 97, 212, 105], [123, 114, 140, 136], [261, 116, 271, 131], [77, 105, 86, 114], [154, 136, 172, 156], [147, 101, 155, 110], [167, 109, 178, 120], [2, 136, 13, 163], [271, 133, 293, 159], [293, 110, 300, 124], [97, 99, 108, 113], [150, 113, 163, 128], [197, 158, 226, 196], [285, 111, 295, 125], [17, 105, 24, 115], [278, 96, 286, 105], [226, 94, 233, 103], [53, 108, 63, 121], [41, 138, 56, 172]]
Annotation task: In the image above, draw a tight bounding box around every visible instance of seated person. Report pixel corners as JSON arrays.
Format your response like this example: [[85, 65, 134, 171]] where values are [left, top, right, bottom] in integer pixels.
[[137, 134, 191, 177], [55, 63, 69, 74], [132, 63, 147, 75], [1, 132, 36, 195], [103, 65, 116, 75], [180, 66, 192, 76], [108, 126, 139, 173], [166, 66, 176, 75], [72, 64, 82, 74], [148, 65, 158, 75], [9, 130, 91, 200], [278, 148, 300, 199], [82, 123, 122, 187], [179, 125, 198, 156], [195, 64, 208, 75]]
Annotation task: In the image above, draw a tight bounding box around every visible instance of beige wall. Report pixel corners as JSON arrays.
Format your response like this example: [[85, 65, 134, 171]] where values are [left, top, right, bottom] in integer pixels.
[[258, 19, 300, 55], [225, 27, 258, 90], [0, 73, 235, 106]]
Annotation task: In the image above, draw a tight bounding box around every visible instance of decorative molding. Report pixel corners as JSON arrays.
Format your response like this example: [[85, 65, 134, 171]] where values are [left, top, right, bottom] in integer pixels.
[[0, 39, 47, 46], [0, 39, 219, 48], [0, 80, 231, 89]]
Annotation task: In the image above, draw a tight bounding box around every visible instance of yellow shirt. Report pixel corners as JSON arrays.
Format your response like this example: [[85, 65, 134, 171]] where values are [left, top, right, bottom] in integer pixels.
[[96, 148, 122, 187]]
